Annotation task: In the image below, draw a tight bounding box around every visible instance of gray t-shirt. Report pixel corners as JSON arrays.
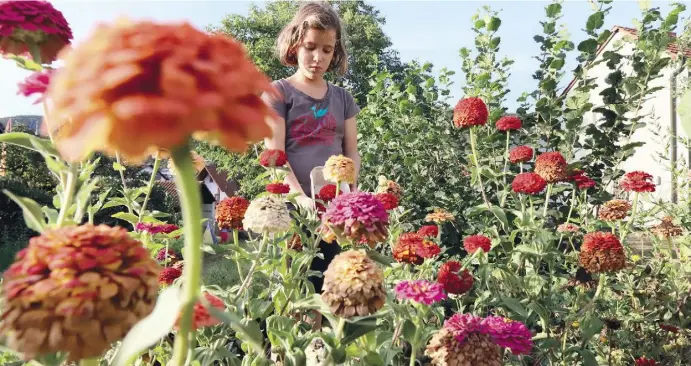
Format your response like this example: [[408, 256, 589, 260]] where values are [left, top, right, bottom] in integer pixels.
[[269, 79, 360, 196]]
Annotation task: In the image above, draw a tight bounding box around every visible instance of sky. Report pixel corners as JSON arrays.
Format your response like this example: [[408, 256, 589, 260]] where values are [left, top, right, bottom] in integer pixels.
[[0, 0, 684, 118]]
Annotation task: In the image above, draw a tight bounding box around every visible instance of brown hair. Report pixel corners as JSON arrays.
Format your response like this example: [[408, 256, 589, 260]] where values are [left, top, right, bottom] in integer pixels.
[[275, 1, 348, 76]]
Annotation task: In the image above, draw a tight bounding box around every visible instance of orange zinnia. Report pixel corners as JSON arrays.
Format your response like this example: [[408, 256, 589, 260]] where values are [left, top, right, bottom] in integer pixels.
[[47, 18, 276, 163]]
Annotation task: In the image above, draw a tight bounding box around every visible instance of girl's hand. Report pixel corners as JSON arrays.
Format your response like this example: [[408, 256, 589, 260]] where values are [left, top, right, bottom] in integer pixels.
[[295, 194, 315, 211]]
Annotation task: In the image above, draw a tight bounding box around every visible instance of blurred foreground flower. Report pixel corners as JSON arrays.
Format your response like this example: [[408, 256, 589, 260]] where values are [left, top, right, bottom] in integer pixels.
[[322, 192, 389, 248], [598, 199, 631, 221], [323, 154, 355, 184], [0, 224, 160, 361], [47, 18, 275, 163], [0, 0, 72, 63], [216, 196, 250, 231], [166, 151, 206, 175], [395, 280, 446, 305], [453, 97, 488, 128], [534, 151, 568, 183], [16, 68, 54, 104], [175, 292, 225, 330], [579, 232, 626, 273], [620, 171, 656, 193], [242, 196, 291, 234], [321, 250, 386, 318], [437, 261, 474, 295]]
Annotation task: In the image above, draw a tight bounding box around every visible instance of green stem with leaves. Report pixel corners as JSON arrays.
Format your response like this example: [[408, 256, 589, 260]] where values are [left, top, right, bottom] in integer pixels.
[[235, 232, 269, 299], [469, 127, 491, 209], [56, 164, 78, 227], [620, 192, 640, 245], [137, 152, 162, 223], [543, 184, 553, 217], [170, 144, 204, 366], [115, 152, 134, 215]]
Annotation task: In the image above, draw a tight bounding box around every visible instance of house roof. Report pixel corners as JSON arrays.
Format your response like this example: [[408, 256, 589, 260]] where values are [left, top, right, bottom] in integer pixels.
[[563, 25, 689, 96], [197, 165, 239, 198], [155, 180, 181, 206]]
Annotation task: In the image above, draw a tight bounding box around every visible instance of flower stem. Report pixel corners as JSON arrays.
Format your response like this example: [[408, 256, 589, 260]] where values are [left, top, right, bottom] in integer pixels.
[[565, 188, 577, 223], [115, 152, 134, 215], [170, 144, 204, 366], [137, 151, 161, 223], [234, 232, 269, 299], [56, 164, 78, 227], [543, 183, 553, 217], [79, 358, 100, 366], [621, 192, 640, 245], [469, 127, 491, 209], [335, 181, 341, 197], [574, 274, 606, 319], [233, 229, 244, 279], [335, 317, 346, 342], [502, 131, 510, 186]]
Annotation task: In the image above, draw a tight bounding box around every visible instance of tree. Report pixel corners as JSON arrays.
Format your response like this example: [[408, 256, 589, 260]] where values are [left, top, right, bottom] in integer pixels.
[[1, 124, 57, 191]]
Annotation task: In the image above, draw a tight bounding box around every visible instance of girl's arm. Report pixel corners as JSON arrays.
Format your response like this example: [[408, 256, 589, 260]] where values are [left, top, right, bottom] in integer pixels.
[[343, 116, 361, 192], [264, 115, 305, 196]]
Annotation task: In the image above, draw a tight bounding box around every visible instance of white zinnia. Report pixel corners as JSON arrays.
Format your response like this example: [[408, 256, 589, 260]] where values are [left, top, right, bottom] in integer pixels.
[[242, 196, 291, 234]]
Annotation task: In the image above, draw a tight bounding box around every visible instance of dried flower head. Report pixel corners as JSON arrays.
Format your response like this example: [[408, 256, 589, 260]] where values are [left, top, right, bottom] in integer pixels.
[[557, 223, 580, 234], [175, 292, 225, 330], [392, 233, 429, 265], [376, 175, 403, 199], [534, 151, 568, 183], [215, 196, 250, 230], [321, 250, 386, 318], [158, 266, 182, 286], [288, 233, 303, 252], [511, 172, 547, 195], [598, 200, 631, 221], [425, 328, 502, 366], [651, 216, 683, 239], [418, 225, 439, 238], [266, 182, 290, 195], [323, 154, 356, 184], [322, 192, 389, 248], [579, 232, 626, 273], [395, 280, 447, 305], [453, 97, 488, 128], [316, 222, 337, 244], [463, 234, 491, 254], [425, 208, 455, 223], [509, 145, 534, 163], [437, 261, 474, 295], [17, 69, 54, 104], [0, 0, 73, 63], [0, 224, 160, 361], [259, 149, 288, 167], [496, 115, 522, 131], [620, 171, 656, 193], [375, 192, 399, 210], [47, 19, 275, 163], [242, 196, 292, 234]]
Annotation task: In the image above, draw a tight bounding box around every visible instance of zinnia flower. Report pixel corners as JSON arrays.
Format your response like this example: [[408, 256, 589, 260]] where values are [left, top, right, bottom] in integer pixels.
[[259, 149, 288, 167], [0, 0, 73, 64], [305, 338, 333, 366], [317, 184, 337, 202], [288, 233, 303, 251], [266, 182, 290, 194], [219, 231, 230, 243], [651, 216, 683, 239], [511, 172, 547, 195], [136, 222, 180, 235], [375, 176, 403, 200], [175, 292, 225, 330], [242, 196, 292, 234], [323, 154, 356, 184], [534, 151, 568, 183], [321, 250, 386, 318], [569, 169, 596, 190], [509, 145, 534, 163], [216, 196, 250, 230], [375, 192, 399, 210], [16, 68, 54, 104], [418, 225, 439, 238], [635, 357, 659, 366], [47, 19, 275, 163], [620, 171, 656, 193], [158, 266, 182, 286], [0, 224, 160, 361], [425, 328, 502, 366], [579, 232, 626, 273], [598, 199, 631, 221], [395, 280, 447, 305], [425, 208, 455, 223], [463, 234, 491, 254], [156, 248, 181, 263], [321, 192, 389, 248], [557, 223, 580, 233], [423, 239, 442, 258], [443, 313, 533, 356], [496, 115, 522, 131], [392, 233, 429, 265], [437, 261, 474, 295], [453, 97, 488, 128]]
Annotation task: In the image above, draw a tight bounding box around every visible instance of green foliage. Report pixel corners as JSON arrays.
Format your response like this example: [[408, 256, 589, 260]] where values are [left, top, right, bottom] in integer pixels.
[[193, 141, 263, 199], [1, 125, 57, 191]]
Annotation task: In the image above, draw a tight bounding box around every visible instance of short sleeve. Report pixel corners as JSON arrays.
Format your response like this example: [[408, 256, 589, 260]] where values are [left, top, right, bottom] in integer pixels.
[[262, 80, 287, 119], [344, 91, 361, 120]]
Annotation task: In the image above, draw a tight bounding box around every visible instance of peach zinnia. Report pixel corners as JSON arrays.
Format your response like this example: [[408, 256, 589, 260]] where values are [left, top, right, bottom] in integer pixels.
[[47, 19, 276, 163]]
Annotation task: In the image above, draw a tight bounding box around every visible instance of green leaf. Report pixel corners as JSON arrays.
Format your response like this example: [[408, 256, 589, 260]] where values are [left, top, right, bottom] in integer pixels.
[[112, 287, 182, 366], [487, 17, 501, 31], [580, 316, 604, 342], [678, 89, 691, 140], [111, 212, 139, 225], [501, 296, 529, 319], [206, 306, 265, 353], [367, 249, 393, 266], [401, 319, 416, 340], [586, 12, 604, 32], [112, 161, 126, 172], [3, 190, 46, 233], [0, 132, 59, 156], [577, 39, 598, 53], [341, 315, 383, 346], [474, 19, 485, 29], [546, 3, 562, 17], [489, 206, 509, 231]]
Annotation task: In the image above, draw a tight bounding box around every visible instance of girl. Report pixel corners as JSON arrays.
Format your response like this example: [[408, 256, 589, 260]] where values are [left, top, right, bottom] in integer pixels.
[[262, 1, 361, 324]]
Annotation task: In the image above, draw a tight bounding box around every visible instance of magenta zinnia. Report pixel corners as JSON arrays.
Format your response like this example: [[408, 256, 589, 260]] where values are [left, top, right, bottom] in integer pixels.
[[17, 68, 54, 104], [444, 313, 533, 355], [395, 280, 447, 305], [321, 192, 389, 248]]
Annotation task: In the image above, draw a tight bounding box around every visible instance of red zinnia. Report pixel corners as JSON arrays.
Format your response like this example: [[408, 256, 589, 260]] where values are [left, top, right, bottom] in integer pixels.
[[509, 145, 533, 163], [418, 225, 439, 238], [453, 97, 488, 128], [635, 357, 659, 366], [659, 324, 680, 333], [392, 233, 428, 265], [463, 234, 491, 254], [375, 192, 399, 210], [317, 184, 337, 202], [266, 182, 290, 194], [511, 173, 546, 195], [534, 151, 568, 183], [175, 292, 226, 330], [437, 260, 474, 295], [422, 239, 441, 258], [158, 267, 182, 286], [496, 116, 522, 131], [569, 169, 596, 190], [0, 0, 73, 64], [17, 68, 54, 104], [259, 149, 288, 168], [620, 171, 656, 193], [579, 232, 626, 273]]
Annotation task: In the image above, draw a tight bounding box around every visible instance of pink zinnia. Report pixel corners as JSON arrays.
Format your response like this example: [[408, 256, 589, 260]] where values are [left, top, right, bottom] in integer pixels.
[[557, 223, 580, 233], [322, 191, 389, 246], [137, 222, 180, 235], [394, 280, 447, 305], [17, 68, 54, 104], [443, 313, 488, 344], [484, 316, 533, 355], [156, 248, 180, 262], [0, 0, 73, 63], [496, 116, 522, 131], [620, 171, 656, 193]]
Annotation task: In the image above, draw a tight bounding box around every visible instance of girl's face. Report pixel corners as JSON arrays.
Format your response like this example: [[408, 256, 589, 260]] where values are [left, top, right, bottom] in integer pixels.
[[294, 27, 337, 81]]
